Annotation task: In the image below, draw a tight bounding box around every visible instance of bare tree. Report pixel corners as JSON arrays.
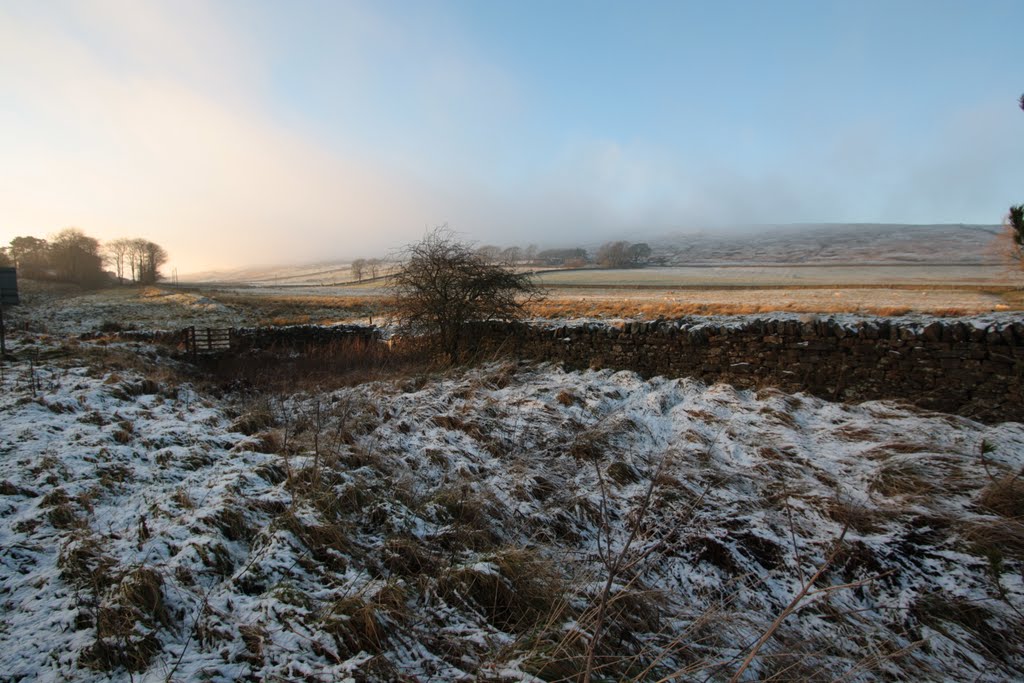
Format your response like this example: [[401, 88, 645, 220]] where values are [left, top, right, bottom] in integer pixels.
[[524, 243, 538, 265], [475, 244, 502, 264], [390, 227, 543, 362], [596, 241, 631, 268], [351, 259, 366, 282], [367, 258, 382, 279], [597, 241, 651, 268], [128, 238, 147, 283], [105, 238, 132, 284], [501, 246, 523, 266]]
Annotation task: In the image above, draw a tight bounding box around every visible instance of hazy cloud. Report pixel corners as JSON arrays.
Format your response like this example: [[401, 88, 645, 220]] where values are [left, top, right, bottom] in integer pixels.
[[0, 1, 1019, 274]]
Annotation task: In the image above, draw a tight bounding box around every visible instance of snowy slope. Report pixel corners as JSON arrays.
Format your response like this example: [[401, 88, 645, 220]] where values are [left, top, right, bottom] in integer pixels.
[[1, 349, 1023, 681]]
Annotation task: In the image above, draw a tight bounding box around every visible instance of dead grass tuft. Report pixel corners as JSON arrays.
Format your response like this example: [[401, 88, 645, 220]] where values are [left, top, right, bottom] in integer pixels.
[[204, 505, 256, 543], [440, 548, 568, 633], [827, 499, 886, 534], [556, 389, 581, 407], [59, 537, 118, 591], [569, 429, 612, 462], [171, 488, 194, 509], [230, 401, 278, 435], [978, 474, 1024, 518], [429, 488, 501, 551], [960, 518, 1024, 562], [279, 511, 351, 572], [190, 541, 235, 578], [382, 536, 441, 577], [80, 629, 161, 673], [0, 480, 39, 497], [118, 567, 170, 628], [320, 583, 408, 657], [238, 624, 268, 665], [870, 459, 940, 498], [49, 503, 84, 529], [606, 460, 640, 485], [911, 592, 1018, 662], [759, 407, 798, 428], [832, 424, 880, 441], [863, 441, 937, 458], [81, 567, 168, 672]]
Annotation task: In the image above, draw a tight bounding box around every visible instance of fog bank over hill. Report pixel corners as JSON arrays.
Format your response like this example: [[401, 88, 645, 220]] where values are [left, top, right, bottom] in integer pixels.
[[652, 223, 1004, 265], [181, 223, 1005, 283]]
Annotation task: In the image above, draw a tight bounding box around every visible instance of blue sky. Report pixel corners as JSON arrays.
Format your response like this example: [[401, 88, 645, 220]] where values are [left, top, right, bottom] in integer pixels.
[[0, 0, 1021, 272]]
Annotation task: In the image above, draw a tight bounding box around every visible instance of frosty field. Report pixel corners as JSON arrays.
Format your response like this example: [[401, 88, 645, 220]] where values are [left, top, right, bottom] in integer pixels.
[[1, 289, 1023, 681]]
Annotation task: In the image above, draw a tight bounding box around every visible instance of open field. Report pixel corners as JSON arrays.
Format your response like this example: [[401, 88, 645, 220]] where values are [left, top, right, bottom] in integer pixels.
[[530, 286, 1019, 319], [9, 279, 1021, 338], [169, 262, 1024, 323], [535, 264, 1017, 288]]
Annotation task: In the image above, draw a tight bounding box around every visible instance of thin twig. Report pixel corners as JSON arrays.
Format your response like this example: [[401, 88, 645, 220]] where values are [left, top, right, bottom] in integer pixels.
[[728, 524, 849, 683]]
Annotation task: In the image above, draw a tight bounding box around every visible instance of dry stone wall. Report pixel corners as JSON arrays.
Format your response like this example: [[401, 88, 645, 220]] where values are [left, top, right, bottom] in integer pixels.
[[464, 318, 1024, 423]]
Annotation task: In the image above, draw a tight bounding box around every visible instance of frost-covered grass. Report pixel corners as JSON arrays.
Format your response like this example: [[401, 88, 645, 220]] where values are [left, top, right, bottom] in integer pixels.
[[2, 341, 1023, 681]]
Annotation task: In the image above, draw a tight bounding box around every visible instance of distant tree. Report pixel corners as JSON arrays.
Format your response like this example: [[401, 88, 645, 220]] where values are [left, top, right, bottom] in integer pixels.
[[475, 245, 503, 264], [367, 258, 383, 279], [390, 227, 543, 362], [139, 241, 168, 284], [351, 258, 366, 282], [597, 241, 652, 268], [524, 244, 538, 264], [596, 241, 632, 268], [501, 246, 523, 266], [105, 238, 133, 284], [50, 228, 104, 287], [0, 248, 11, 267], [127, 238, 147, 283], [8, 236, 50, 278], [628, 242, 652, 266], [1019, 92, 1024, 112], [536, 247, 588, 266]]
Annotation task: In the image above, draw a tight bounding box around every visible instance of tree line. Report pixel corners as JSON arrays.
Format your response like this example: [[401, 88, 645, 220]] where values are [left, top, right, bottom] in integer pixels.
[[0, 228, 168, 288], [469, 241, 653, 268]]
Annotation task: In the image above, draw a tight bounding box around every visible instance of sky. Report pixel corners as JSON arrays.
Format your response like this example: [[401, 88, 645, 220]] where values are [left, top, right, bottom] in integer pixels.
[[1, 0, 1022, 274]]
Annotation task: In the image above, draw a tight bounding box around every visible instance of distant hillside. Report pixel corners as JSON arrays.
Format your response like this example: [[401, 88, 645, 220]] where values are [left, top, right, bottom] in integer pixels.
[[654, 223, 1002, 265], [182, 224, 1005, 284]]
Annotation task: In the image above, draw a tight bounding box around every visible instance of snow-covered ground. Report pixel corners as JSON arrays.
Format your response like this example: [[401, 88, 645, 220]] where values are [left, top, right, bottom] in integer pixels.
[[2, 333, 1023, 680]]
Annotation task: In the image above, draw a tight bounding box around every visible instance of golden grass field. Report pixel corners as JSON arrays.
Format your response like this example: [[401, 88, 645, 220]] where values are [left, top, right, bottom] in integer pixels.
[[205, 286, 1021, 326], [15, 261, 1022, 336], [203, 263, 1024, 323]]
